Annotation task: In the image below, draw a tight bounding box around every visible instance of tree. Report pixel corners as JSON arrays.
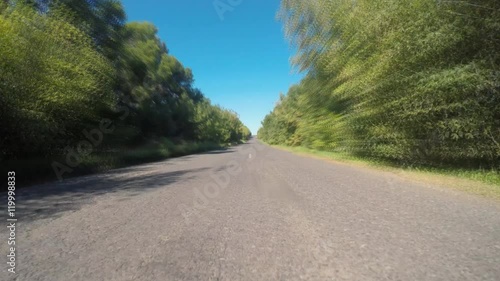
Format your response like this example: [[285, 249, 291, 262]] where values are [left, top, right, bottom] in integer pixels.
[[260, 0, 499, 168], [0, 4, 114, 158]]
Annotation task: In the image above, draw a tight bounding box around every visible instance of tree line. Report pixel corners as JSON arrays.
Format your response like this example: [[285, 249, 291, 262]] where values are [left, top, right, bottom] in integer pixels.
[[0, 0, 251, 184], [258, 0, 499, 169]]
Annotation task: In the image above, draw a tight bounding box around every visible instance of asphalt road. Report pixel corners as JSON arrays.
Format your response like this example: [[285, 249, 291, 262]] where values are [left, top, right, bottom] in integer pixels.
[[2, 139, 500, 281]]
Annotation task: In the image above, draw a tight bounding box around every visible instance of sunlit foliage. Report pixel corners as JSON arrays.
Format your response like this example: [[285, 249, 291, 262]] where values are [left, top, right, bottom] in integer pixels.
[[259, 0, 499, 168], [0, 1, 250, 165]]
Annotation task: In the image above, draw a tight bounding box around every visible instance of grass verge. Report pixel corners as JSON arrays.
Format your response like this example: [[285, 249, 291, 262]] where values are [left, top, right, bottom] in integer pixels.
[[272, 145, 500, 200]]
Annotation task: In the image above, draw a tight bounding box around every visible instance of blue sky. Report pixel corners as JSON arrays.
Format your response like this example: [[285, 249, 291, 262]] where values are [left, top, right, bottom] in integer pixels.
[[121, 0, 303, 134]]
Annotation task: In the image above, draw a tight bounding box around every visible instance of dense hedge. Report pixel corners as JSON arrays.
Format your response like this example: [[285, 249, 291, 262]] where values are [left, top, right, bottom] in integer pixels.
[[259, 0, 499, 168], [0, 1, 250, 183]]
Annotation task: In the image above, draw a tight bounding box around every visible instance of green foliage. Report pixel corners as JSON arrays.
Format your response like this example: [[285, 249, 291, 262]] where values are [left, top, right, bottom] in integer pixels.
[[0, 5, 114, 158], [194, 100, 251, 144], [114, 21, 250, 143], [260, 0, 499, 168], [0, 2, 250, 184], [24, 0, 127, 60]]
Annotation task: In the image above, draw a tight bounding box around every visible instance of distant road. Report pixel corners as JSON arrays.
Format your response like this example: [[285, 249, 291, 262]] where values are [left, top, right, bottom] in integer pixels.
[[3, 139, 500, 280]]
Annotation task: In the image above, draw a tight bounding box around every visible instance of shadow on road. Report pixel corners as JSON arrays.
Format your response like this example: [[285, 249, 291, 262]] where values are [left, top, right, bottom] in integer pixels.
[[5, 142, 257, 222], [13, 165, 208, 222], [197, 150, 233, 155]]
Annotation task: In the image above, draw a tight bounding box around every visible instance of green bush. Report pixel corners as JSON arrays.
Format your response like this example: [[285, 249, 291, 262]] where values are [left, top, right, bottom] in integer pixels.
[[259, 0, 499, 168]]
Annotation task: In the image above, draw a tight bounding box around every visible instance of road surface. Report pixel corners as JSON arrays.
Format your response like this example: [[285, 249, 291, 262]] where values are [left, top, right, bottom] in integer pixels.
[[2, 139, 500, 280]]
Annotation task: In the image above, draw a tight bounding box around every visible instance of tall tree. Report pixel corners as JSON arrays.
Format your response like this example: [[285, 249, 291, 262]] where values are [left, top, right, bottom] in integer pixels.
[[260, 0, 499, 168], [0, 4, 114, 158]]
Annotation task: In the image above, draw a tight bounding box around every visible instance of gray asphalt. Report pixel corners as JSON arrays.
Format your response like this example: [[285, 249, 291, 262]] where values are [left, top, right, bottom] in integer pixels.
[[2, 139, 500, 281]]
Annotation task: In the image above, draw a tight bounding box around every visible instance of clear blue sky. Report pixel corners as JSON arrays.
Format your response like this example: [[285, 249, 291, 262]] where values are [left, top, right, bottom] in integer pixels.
[[121, 0, 303, 134]]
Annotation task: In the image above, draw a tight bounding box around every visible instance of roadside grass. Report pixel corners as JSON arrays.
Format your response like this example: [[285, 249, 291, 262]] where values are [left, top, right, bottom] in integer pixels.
[[80, 139, 224, 172], [273, 145, 500, 200], [3, 139, 240, 189]]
